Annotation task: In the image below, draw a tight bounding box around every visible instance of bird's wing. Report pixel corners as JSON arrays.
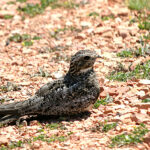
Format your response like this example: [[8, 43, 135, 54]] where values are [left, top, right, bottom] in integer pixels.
[[0, 80, 99, 116], [0, 78, 64, 116], [0, 95, 39, 115], [20, 81, 99, 115], [35, 78, 64, 96]]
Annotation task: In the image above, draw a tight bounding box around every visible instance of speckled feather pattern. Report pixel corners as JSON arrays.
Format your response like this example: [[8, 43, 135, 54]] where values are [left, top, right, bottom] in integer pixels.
[[0, 50, 100, 124]]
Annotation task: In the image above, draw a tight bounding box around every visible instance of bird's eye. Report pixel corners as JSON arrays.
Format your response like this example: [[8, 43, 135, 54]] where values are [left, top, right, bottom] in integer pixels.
[[84, 56, 90, 60]]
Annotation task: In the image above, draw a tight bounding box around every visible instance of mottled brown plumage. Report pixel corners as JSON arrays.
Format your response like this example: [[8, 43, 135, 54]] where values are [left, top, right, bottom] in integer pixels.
[[0, 50, 100, 124]]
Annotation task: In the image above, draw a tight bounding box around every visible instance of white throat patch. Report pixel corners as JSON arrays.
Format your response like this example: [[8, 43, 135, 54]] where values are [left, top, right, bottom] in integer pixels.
[[80, 67, 92, 73]]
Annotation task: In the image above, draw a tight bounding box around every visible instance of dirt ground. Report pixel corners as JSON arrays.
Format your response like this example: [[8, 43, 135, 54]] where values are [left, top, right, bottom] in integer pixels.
[[0, 0, 150, 149]]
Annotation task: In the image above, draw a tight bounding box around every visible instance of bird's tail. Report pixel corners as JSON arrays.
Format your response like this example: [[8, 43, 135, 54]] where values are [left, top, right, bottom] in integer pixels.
[[0, 114, 20, 125], [0, 101, 25, 125], [0, 96, 39, 125], [0, 101, 22, 115], [0, 96, 37, 116]]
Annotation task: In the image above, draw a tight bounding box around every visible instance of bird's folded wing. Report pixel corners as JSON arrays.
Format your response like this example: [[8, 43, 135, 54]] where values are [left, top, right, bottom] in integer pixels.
[[35, 78, 64, 96], [27, 82, 98, 115]]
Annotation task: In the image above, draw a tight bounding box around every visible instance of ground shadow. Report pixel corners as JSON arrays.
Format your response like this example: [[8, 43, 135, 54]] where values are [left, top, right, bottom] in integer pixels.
[[1, 111, 91, 126], [25, 111, 91, 125]]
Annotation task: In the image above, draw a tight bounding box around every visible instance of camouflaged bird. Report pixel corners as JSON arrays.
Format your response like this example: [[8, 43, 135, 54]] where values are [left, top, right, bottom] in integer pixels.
[[0, 50, 100, 124]]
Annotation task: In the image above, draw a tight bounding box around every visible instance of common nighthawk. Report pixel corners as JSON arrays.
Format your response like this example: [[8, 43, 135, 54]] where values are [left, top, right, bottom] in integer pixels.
[[0, 50, 100, 124]]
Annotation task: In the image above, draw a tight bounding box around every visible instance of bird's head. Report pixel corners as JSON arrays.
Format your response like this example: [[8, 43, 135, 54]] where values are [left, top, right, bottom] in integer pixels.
[[69, 50, 101, 75]]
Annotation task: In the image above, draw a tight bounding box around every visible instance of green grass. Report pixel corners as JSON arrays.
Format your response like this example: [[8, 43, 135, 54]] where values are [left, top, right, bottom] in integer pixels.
[[50, 26, 81, 39], [88, 12, 99, 17], [50, 27, 68, 39], [33, 134, 66, 143], [143, 34, 150, 41], [0, 97, 14, 104], [40, 45, 69, 53], [0, 140, 24, 150], [101, 14, 114, 21], [7, 1, 16, 5], [0, 123, 69, 149], [102, 123, 117, 132], [8, 33, 41, 46], [21, 34, 31, 40], [127, 0, 150, 11], [0, 82, 21, 93], [18, 3, 44, 17], [139, 21, 150, 30], [16, 0, 26, 2], [46, 123, 59, 130], [9, 33, 23, 42], [8, 141, 23, 149], [0, 133, 67, 149], [34, 67, 50, 77], [0, 134, 66, 149], [22, 40, 33, 46], [0, 123, 5, 128], [91, 121, 117, 132], [142, 98, 150, 103], [32, 36, 41, 40], [116, 46, 150, 57], [0, 98, 5, 104], [129, 18, 137, 25], [117, 49, 134, 58], [18, 0, 79, 17], [3, 14, 14, 19], [9, 33, 31, 42], [117, 39, 150, 58], [37, 128, 45, 133], [50, 0, 79, 9], [127, 0, 150, 30], [94, 94, 113, 109], [138, 13, 150, 30], [46, 123, 66, 130], [51, 53, 70, 62], [108, 60, 150, 82], [88, 12, 114, 20], [110, 123, 149, 147], [115, 39, 150, 82]]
